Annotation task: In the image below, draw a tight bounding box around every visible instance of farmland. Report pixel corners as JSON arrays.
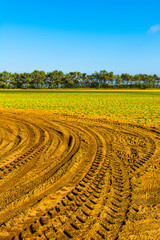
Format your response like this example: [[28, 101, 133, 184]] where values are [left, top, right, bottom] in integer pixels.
[[0, 90, 160, 239], [0, 89, 160, 124]]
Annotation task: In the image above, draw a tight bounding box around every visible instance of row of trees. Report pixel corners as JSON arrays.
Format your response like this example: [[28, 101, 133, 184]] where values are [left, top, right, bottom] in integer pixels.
[[0, 70, 160, 89]]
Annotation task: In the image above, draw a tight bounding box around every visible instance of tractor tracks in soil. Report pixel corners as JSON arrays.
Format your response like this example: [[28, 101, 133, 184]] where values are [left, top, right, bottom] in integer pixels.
[[0, 110, 159, 239]]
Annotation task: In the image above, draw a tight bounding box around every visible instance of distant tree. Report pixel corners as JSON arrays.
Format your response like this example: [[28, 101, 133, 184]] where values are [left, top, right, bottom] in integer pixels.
[[147, 75, 154, 87], [115, 75, 122, 87], [17, 72, 31, 88], [134, 74, 141, 86], [156, 76, 160, 88], [0, 69, 159, 89], [98, 70, 111, 87], [80, 73, 87, 88], [9, 73, 20, 88], [108, 71, 115, 86], [121, 73, 132, 86], [64, 73, 74, 88], [68, 72, 81, 87], [47, 70, 63, 88], [152, 74, 158, 88], [0, 71, 11, 88], [31, 70, 46, 88]]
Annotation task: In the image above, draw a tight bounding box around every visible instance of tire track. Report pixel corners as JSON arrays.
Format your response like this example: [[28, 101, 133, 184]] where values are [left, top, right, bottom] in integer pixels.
[[0, 110, 159, 240]]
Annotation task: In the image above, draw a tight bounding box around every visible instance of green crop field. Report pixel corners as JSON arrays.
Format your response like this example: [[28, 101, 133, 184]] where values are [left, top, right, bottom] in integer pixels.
[[0, 89, 160, 124]]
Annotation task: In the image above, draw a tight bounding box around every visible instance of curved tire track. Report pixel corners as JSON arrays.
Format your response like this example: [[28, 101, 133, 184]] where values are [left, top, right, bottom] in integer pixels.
[[0, 110, 159, 240]]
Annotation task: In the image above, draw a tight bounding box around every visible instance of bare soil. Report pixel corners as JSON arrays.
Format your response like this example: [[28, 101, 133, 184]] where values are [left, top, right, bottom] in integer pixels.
[[0, 110, 159, 240]]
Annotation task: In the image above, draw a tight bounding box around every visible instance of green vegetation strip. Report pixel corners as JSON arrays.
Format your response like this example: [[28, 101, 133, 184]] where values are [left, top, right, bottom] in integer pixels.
[[0, 90, 159, 124]]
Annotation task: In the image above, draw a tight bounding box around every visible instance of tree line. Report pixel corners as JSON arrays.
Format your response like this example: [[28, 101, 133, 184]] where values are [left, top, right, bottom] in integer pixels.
[[0, 70, 160, 89]]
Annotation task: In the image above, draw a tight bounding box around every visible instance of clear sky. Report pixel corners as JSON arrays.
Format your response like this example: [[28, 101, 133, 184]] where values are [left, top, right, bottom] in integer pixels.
[[1, 0, 160, 75]]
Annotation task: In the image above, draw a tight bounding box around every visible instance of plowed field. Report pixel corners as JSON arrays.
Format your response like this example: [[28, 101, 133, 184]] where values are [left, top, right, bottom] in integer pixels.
[[0, 110, 159, 240]]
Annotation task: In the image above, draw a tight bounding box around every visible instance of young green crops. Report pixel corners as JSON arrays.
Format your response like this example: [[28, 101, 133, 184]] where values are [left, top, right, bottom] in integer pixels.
[[0, 90, 159, 124]]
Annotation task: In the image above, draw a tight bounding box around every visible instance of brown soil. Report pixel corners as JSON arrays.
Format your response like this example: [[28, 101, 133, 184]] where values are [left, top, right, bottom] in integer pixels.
[[0, 110, 159, 240]]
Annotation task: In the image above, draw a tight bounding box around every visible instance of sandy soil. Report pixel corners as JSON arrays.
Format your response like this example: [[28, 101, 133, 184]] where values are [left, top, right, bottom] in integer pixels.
[[0, 109, 159, 240]]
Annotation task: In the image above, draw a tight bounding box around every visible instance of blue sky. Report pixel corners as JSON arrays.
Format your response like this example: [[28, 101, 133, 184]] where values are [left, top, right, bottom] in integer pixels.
[[1, 0, 160, 75]]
